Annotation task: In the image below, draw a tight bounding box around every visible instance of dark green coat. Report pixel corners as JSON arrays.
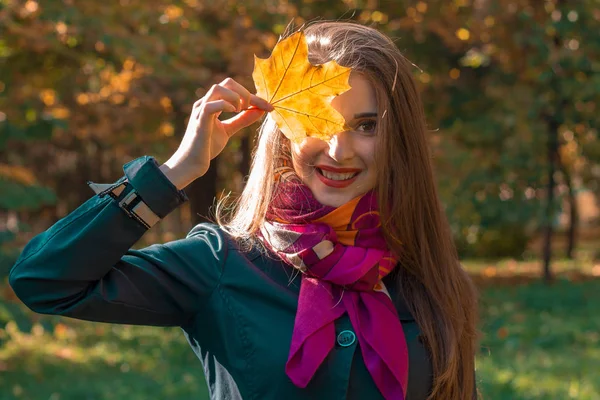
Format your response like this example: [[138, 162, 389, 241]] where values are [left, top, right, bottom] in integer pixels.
[[9, 156, 435, 399]]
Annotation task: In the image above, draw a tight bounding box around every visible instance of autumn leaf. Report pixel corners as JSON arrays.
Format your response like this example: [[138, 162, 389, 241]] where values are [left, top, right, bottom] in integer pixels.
[[252, 31, 352, 142]]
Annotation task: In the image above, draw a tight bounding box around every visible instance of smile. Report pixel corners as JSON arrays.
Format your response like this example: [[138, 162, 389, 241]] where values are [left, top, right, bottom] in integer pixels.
[[315, 167, 361, 188]]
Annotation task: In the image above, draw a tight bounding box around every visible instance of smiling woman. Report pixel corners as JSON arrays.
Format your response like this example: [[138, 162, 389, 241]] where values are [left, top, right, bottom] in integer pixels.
[[217, 21, 479, 400], [9, 20, 478, 400]]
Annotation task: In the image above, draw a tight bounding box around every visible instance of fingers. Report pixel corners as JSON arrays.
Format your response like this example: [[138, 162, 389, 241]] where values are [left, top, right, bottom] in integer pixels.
[[198, 78, 272, 113], [222, 109, 266, 137], [220, 78, 273, 111], [192, 78, 273, 131], [205, 83, 244, 112], [248, 94, 273, 111], [219, 78, 249, 111], [198, 100, 237, 126]]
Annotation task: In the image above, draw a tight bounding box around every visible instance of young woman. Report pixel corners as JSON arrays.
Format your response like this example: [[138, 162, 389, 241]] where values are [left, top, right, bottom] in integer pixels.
[[9, 21, 478, 399]]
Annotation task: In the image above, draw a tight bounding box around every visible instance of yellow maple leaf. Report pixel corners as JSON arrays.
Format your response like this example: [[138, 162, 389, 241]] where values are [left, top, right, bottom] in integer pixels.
[[252, 31, 352, 142]]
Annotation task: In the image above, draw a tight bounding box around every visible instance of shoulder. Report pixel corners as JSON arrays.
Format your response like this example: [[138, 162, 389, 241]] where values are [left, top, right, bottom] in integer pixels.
[[186, 222, 227, 245], [183, 222, 230, 260], [186, 222, 225, 238], [184, 222, 267, 263]]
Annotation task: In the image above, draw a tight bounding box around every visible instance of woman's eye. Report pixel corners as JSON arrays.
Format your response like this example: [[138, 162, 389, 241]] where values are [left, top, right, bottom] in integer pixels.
[[356, 120, 377, 133]]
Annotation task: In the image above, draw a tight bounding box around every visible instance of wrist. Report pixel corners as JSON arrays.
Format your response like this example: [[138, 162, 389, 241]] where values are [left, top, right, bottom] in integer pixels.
[[159, 163, 198, 191]]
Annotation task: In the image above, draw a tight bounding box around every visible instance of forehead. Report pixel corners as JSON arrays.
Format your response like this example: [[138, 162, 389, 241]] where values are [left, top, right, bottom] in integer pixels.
[[331, 72, 377, 118]]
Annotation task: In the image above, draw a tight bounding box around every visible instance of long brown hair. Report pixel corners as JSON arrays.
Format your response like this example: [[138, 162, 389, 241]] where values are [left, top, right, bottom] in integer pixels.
[[216, 21, 479, 399]]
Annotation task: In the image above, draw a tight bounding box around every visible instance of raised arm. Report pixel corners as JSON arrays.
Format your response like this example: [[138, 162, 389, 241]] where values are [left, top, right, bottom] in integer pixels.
[[9, 78, 272, 327], [8, 156, 225, 327]]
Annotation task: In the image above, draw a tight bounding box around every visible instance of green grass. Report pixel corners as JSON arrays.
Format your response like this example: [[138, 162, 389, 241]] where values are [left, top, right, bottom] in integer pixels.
[[0, 308, 207, 399], [476, 279, 600, 399], [1, 276, 599, 399]]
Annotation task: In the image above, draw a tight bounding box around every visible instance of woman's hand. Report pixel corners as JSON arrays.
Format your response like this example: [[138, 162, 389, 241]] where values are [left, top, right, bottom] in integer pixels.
[[160, 78, 273, 189]]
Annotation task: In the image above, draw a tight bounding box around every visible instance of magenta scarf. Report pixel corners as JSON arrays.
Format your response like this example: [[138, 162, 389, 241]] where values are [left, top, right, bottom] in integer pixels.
[[260, 163, 409, 399]]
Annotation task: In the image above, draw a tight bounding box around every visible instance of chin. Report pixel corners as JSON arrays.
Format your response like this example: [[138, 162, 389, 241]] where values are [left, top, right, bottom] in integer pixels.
[[313, 194, 349, 208], [310, 186, 366, 208]]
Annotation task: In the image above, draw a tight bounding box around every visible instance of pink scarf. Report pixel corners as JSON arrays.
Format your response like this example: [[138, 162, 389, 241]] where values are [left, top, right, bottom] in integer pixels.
[[260, 159, 409, 399]]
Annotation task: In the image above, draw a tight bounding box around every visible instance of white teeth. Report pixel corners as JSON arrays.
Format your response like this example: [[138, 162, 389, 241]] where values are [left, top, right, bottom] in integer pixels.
[[319, 169, 357, 181]]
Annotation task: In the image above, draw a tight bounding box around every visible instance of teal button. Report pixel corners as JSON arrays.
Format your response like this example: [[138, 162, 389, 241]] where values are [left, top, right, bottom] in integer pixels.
[[337, 330, 356, 347]]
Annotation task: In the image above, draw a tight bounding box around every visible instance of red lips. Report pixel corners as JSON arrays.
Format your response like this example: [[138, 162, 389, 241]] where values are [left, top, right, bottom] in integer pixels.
[[315, 165, 362, 188], [315, 165, 362, 173]]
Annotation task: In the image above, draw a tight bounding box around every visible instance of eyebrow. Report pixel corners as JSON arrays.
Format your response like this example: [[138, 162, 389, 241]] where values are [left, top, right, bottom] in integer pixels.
[[353, 112, 378, 119]]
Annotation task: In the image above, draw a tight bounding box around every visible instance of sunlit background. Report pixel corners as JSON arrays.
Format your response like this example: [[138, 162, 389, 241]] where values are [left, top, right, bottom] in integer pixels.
[[1, 0, 599, 399]]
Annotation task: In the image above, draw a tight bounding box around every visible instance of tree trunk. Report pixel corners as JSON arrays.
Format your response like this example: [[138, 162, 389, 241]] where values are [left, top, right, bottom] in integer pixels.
[[541, 116, 558, 283], [541, 0, 567, 283], [560, 161, 578, 259]]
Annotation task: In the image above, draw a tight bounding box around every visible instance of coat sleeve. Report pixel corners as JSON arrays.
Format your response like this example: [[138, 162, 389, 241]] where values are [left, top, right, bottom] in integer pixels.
[[8, 156, 224, 327]]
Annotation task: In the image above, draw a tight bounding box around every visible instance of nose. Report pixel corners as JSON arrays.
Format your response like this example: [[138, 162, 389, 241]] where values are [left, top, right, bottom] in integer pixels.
[[327, 131, 355, 162]]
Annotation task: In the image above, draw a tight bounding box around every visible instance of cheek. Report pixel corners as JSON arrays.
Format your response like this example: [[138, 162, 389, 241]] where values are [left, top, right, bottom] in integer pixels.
[[290, 139, 324, 170], [357, 138, 378, 170], [290, 145, 310, 179], [366, 152, 377, 172]]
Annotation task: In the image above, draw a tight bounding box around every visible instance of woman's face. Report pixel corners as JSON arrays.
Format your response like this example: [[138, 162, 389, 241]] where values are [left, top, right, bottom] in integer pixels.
[[290, 73, 379, 207]]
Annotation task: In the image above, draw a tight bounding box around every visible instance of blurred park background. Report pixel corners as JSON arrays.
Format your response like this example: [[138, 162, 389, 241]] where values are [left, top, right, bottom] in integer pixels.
[[1, 0, 599, 399]]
